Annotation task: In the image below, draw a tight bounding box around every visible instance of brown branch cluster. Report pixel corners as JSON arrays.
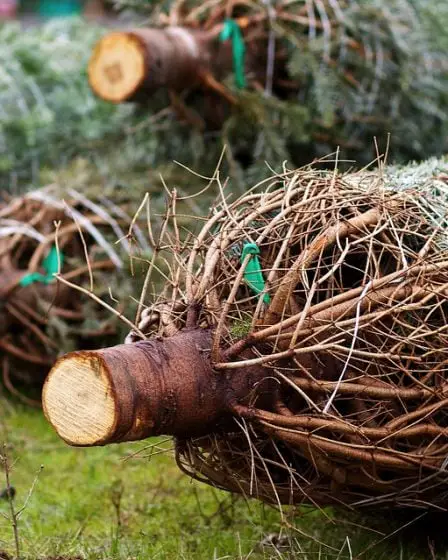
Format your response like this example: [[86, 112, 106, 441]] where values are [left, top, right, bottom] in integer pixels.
[[0, 187, 145, 402], [138, 161, 448, 511]]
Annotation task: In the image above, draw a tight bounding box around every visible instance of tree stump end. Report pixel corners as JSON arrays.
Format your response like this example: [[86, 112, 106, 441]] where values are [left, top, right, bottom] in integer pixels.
[[88, 32, 147, 103], [43, 352, 116, 446]]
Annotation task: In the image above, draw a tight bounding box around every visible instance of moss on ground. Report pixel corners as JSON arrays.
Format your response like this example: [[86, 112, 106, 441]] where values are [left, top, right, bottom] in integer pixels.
[[0, 398, 442, 559]]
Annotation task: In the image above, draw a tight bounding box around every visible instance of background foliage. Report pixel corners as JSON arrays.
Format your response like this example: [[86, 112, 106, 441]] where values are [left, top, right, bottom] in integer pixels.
[[1, 1, 448, 194]]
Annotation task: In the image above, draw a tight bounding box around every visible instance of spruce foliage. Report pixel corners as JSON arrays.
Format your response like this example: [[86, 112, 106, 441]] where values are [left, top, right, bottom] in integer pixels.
[[1, 2, 447, 192]]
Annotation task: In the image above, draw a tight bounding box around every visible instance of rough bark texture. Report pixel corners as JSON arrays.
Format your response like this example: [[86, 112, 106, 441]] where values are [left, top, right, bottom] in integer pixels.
[[43, 328, 273, 446]]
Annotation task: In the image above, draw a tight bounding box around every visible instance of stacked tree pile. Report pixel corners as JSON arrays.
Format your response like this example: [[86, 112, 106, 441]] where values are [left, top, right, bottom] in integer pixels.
[[89, 0, 448, 175], [43, 156, 448, 511], [0, 183, 149, 403]]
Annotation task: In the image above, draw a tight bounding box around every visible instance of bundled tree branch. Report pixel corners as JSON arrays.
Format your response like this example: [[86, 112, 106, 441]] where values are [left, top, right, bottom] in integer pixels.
[[87, 0, 448, 169], [43, 156, 448, 512], [0, 184, 148, 400]]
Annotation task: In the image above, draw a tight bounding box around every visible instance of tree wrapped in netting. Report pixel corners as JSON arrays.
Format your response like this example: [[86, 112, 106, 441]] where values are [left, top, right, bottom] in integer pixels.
[[0, 17, 243, 194], [44, 156, 448, 511], [0, 182, 150, 403], [3, 3, 447, 195], [89, 0, 448, 177], [0, 18, 138, 191]]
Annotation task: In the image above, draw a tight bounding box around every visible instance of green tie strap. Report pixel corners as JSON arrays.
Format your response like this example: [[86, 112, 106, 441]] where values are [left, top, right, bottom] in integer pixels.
[[240, 242, 270, 304], [19, 245, 63, 287], [219, 18, 247, 89]]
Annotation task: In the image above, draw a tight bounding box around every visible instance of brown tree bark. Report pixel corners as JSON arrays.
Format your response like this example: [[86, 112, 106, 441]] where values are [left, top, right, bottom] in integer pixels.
[[88, 27, 235, 103], [43, 328, 273, 447]]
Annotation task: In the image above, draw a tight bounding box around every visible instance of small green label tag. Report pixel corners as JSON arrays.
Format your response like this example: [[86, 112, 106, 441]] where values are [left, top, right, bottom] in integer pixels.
[[241, 242, 270, 304], [219, 18, 247, 89], [19, 245, 63, 287]]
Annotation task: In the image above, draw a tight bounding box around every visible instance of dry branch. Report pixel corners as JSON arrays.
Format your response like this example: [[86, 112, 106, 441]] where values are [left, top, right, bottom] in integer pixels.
[[0, 187, 146, 399]]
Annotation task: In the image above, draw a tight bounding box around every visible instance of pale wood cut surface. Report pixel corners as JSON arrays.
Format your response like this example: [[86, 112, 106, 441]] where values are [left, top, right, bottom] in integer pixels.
[[88, 32, 146, 103], [43, 354, 116, 446]]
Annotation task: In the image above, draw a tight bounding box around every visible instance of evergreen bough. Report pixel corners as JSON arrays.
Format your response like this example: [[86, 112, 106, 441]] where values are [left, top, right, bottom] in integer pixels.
[[1, 1, 448, 193], [104, 0, 448, 175]]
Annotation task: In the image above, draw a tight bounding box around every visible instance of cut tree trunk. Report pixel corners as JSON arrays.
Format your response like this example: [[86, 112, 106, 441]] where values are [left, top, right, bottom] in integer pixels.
[[42, 328, 273, 446], [88, 27, 235, 103]]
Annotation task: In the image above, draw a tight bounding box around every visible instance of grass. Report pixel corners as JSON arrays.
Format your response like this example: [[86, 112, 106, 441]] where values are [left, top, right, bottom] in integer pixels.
[[0, 397, 445, 560]]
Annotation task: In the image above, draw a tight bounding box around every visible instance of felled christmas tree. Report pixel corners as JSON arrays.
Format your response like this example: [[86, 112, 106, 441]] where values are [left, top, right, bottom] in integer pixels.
[[0, 177, 151, 402], [44, 156, 448, 512], [89, 0, 448, 178], [2, 2, 447, 194]]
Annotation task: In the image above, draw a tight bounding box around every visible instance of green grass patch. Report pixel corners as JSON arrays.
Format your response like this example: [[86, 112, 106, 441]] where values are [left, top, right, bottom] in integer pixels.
[[0, 398, 442, 559]]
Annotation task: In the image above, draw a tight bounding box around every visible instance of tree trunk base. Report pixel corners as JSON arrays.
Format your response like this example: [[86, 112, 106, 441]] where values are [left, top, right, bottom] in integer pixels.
[[88, 28, 215, 103], [43, 328, 272, 446]]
